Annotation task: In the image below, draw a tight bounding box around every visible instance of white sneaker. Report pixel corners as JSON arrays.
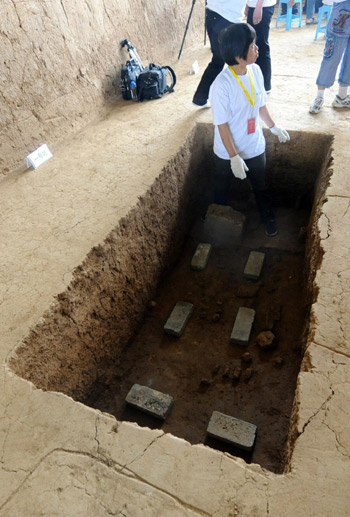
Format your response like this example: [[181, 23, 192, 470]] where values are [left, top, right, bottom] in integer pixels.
[[192, 100, 211, 108], [309, 96, 324, 114], [332, 94, 350, 108]]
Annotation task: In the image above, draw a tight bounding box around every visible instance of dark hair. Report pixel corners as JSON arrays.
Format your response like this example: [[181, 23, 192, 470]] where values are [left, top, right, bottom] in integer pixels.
[[219, 23, 256, 66]]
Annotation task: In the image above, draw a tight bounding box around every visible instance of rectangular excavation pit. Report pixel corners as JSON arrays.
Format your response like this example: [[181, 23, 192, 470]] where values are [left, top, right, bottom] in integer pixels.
[[9, 125, 333, 474]]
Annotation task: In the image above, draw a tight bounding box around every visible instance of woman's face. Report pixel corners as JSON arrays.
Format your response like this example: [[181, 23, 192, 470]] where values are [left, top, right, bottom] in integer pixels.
[[246, 41, 259, 64]]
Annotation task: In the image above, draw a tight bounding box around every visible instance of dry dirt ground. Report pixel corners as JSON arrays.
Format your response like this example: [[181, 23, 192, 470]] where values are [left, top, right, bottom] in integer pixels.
[[1, 20, 350, 517]]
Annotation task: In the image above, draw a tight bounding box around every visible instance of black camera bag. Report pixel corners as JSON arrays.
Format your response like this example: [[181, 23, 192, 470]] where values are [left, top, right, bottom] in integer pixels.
[[137, 64, 176, 102]]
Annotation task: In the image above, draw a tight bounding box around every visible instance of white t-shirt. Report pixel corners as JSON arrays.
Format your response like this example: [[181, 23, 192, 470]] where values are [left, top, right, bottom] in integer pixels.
[[247, 0, 276, 7], [209, 63, 267, 160], [206, 0, 247, 22]]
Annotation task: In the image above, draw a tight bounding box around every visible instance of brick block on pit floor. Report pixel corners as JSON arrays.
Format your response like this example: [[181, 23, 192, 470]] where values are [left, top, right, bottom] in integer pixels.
[[125, 384, 174, 420], [202, 204, 246, 247], [244, 251, 265, 280], [230, 307, 255, 345], [191, 243, 212, 271], [207, 411, 257, 451], [164, 301, 193, 337]]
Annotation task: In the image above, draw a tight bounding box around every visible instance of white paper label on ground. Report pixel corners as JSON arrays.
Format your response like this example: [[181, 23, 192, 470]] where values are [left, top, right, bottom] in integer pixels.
[[26, 144, 53, 169], [190, 60, 200, 75]]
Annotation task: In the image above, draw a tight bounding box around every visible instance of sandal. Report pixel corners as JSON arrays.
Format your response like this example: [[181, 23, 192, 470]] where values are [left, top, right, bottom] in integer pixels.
[[306, 17, 318, 25]]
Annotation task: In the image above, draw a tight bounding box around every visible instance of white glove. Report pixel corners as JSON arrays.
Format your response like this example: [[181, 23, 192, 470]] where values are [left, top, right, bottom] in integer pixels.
[[270, 125, 290, 143], [230, 154, 249, 180]]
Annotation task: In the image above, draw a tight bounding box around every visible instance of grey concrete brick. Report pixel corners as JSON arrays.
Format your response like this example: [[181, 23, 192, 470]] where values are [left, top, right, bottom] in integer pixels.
[[164, 301, 193, 337], [207, 411, 257, 451], [125, 384, 174, 420], [230, 307, 255, 345], [244, 251, 265, 280], [191, 243, 212, 271]]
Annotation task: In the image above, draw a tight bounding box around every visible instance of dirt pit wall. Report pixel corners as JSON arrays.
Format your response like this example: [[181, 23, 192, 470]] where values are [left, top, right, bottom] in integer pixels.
[[0, 0, 204, 177], [9, 123, 215, 400]]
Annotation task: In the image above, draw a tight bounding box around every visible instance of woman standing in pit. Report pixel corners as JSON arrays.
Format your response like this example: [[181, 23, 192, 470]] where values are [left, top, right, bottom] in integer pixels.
[[208, 23, 290, 236]]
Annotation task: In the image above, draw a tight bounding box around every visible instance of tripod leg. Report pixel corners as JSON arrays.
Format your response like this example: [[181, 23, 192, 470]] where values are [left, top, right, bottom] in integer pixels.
[[178, 0, 197, 60], [129, 48, 145, 71]]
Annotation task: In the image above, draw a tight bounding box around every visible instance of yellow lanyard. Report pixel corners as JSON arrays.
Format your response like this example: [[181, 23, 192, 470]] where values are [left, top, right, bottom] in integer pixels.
[[229, 66, 255, 110]]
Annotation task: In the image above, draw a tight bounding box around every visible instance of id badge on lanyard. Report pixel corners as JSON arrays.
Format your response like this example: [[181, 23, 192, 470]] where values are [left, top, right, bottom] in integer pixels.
[[247, 116, 255, 134], [229, 66, 256, 135]]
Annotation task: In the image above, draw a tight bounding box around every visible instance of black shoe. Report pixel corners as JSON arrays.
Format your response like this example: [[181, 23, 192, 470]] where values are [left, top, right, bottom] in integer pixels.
[[192, 95, 210, 107], [265, 219, 278, 237]]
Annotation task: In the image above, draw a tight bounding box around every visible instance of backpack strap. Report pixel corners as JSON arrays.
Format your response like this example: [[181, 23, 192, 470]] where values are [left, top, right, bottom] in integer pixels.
[[163, 66, 176, 94], [137, 82, 145, 102]]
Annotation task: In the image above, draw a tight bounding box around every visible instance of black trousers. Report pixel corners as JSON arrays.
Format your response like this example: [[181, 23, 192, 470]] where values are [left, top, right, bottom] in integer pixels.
[[193, 9, 233, 105], [214, 152, 274, 223], [247, 5, 275, 92]]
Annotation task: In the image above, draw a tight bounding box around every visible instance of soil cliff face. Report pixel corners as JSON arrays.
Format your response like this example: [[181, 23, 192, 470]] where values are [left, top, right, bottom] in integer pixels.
[[0, 0, 204, 176], [10, 125, 214, 401]]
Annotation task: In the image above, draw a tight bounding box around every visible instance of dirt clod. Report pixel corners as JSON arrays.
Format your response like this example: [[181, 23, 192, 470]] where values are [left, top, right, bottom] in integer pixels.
[[232, 366, 241, 381], [243, 368, 253, 381], [256, 330, 276, 350], [222, 364, 231, 378], [242, 352, 253, 364], [212, 364, 221, 375]]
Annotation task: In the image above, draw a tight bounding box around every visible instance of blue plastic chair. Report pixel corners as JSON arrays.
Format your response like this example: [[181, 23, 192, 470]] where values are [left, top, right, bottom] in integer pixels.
[[314, 4, 333, 40], [276, 0, 303, 30]]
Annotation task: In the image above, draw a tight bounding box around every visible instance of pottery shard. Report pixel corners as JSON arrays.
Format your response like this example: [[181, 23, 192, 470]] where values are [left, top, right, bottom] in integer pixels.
[[256, 330, 276, 350]]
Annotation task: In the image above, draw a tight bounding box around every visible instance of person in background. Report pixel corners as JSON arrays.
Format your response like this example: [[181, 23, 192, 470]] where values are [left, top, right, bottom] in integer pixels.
[[209, 23, 290, 237], [304, 0, 324, 19], [309, 0, 350, 114], [192, 0, 247, 107], [281, 0, 297, 14], [246, 0, 276, 93], [306, 0, 318, 24]]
